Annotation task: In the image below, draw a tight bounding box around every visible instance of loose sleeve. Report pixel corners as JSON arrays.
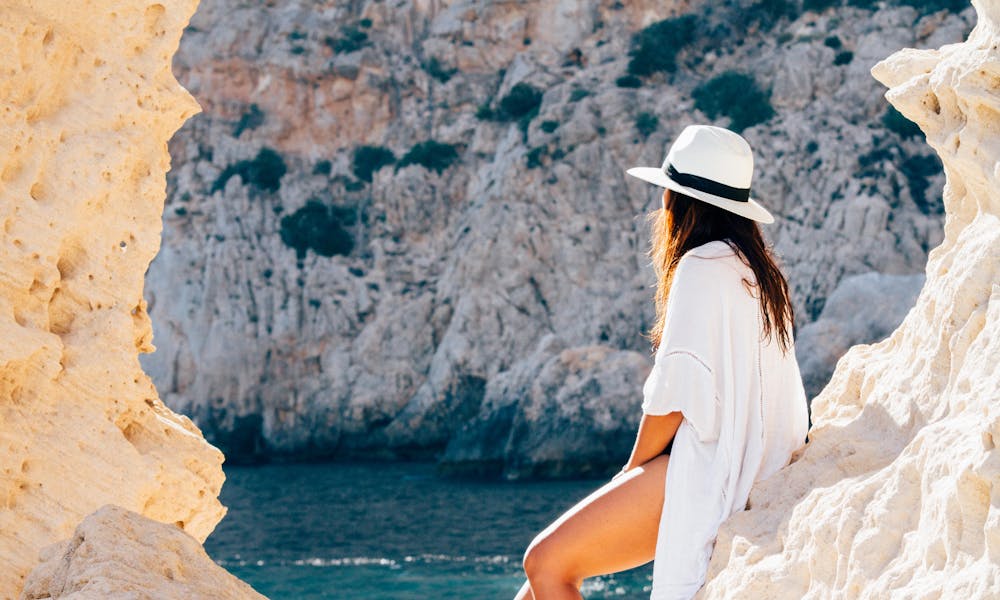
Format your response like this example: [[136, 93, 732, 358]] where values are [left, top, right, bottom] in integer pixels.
[[640, 256, 722, 444], [641, 349, 721, 443]]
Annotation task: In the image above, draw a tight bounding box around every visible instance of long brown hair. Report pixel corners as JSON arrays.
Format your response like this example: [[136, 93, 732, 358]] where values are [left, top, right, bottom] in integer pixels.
[[645, 188, 795, 356]]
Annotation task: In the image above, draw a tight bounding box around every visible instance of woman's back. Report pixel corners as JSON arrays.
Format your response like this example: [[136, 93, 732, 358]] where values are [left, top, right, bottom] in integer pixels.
[[643, 238, 810, 599], [757, 298, 810, 486], [695, 239, 809, 503]]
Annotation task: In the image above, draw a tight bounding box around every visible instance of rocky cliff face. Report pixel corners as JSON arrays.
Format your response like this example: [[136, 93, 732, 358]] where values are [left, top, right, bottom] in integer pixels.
[[140, 0, 973, 472], [0, 1, 231, 597], [795, 271, 924, 397], [701, 0, 1000, 595]]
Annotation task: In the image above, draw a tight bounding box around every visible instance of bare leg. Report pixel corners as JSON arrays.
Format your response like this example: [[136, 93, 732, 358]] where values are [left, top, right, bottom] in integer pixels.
[[513, 579, 534, 600], [515, 454, 670, 600]]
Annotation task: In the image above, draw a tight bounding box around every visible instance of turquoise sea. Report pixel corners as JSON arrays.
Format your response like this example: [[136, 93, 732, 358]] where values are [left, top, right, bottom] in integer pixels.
[[205, 460, 655, 599]]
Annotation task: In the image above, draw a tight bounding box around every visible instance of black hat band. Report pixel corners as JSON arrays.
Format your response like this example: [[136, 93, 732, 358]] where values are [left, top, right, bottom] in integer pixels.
[[665, 163, 750, 203]]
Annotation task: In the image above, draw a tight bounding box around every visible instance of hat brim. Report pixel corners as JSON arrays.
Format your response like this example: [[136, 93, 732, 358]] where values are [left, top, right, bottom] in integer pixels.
[[625, 166, 775, 224]]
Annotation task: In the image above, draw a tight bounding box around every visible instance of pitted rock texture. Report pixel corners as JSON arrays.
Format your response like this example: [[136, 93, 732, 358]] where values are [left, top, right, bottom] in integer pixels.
[[700, 1, 1000, 596], [0, 1, 226, 597], [20, 504, 266, 600], [141, 0, 973, 469]]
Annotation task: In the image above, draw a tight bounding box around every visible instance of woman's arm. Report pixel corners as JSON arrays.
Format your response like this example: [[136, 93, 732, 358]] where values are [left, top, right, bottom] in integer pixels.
[[616, 412, 684, 477]]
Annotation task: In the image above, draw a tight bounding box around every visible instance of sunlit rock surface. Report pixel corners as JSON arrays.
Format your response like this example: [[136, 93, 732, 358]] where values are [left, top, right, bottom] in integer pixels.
[[0, 1, 227, 596], [702, 1, 1000, 596], [21, 504, 266, 600]]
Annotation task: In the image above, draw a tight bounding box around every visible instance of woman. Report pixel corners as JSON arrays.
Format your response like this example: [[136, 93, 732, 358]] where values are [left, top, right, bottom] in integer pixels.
[[514, 125, 811, 600]]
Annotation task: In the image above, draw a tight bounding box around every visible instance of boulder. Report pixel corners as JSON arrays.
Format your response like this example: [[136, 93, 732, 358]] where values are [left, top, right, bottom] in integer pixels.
[[21, 504, 266, 600]]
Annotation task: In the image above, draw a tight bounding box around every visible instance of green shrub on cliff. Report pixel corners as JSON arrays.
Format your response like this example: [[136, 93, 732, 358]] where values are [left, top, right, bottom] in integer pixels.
[[498, 82, 543, 120], [495, 82, 544, 141], [747, 0, 799, 27], [635, 112, 659, 138], [883, 105, 923, 139], [352, 145, 396, 182], [804, 0, 840, 12], [212, 147, 287, 194], [233, 103, 265, 138], [279, 199, 355, 260], [616, 74, 642, 88], [475, 102, 494, 120], [396, 140, 459, 175], [899, 153, 943, 214], [475, 83, 544, 137], [526, 146, 546, 169], [833, 51, 854, 65], [325, 24, 369, 54], [313, 160, 332, 176], [424, 56, 457, 83], [693, 71, 775, 133], [626, 15, 699, 76]]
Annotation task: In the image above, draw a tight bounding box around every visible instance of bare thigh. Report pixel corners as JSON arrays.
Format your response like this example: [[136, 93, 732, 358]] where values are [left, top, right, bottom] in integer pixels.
[[524, 453, 670, 582]]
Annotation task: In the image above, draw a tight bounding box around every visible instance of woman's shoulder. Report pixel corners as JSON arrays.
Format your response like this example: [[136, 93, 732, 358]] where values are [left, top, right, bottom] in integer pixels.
[[679, 241, 749, 277], [676, 241, 757, 296], [684, 239, 736, 260]]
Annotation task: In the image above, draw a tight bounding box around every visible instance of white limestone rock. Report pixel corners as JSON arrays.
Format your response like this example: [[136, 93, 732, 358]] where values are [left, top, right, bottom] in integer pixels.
[[20, 504, 266, 600], [700, 1, 1000, 596]]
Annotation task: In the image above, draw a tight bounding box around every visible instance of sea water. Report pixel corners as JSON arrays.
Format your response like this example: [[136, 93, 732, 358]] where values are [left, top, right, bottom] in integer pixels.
[[205, 460, 655, 599]]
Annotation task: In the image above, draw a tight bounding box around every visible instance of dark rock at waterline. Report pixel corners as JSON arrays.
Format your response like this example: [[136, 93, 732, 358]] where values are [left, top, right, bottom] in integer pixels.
[[438, 334, 650, 481]]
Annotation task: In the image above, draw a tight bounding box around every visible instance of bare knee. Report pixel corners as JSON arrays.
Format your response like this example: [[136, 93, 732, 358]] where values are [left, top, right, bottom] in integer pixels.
[[522, 537, 544, 578], [523, 534, 575, 583]]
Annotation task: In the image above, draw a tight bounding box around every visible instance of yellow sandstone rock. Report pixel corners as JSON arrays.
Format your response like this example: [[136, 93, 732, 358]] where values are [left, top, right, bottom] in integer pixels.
[[0, 1, 226, 597], [703, 1, 1000, 597]]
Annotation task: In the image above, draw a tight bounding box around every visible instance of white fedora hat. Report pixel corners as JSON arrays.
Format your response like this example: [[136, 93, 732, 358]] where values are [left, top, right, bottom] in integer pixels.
[[625, 124, 774, 224]]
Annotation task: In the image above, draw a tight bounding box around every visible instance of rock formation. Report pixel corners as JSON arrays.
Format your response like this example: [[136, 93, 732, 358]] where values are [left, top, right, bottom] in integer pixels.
[[702, 0, 1000, 596], [0, 1, 230, 597], [139, 0, 973, 469], [21, 504, 266, 600], [795, 271, 925, 399], [438, 334, 654, 479]]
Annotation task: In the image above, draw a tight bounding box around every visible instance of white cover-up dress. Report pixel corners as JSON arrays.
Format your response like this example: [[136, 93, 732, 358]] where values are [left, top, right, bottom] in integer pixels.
[[641, 239, 810, 600]]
